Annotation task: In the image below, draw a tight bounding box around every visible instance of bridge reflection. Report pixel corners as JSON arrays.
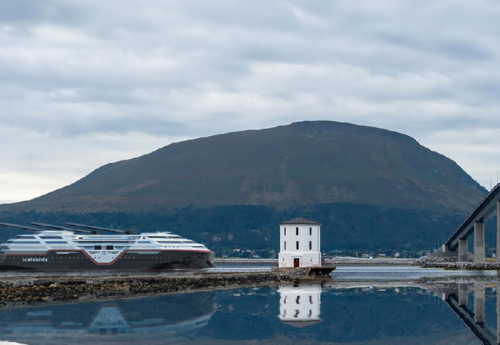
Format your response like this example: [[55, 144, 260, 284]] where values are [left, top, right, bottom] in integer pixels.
[[438, 282, 500, 345]]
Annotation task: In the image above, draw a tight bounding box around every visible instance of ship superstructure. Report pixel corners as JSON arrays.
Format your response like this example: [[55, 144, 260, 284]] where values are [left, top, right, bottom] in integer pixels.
[[0, 222, 214, 270]]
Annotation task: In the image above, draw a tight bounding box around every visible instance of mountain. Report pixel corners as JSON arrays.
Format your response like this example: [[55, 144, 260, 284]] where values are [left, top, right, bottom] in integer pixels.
[[1, 121, 486, 213]]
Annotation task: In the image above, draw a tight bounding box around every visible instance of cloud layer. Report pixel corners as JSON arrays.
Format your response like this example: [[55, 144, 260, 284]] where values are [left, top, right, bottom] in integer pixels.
[[2, 0, 500, 203]]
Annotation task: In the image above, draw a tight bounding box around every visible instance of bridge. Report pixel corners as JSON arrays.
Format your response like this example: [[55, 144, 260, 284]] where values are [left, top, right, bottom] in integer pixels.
[[443, 183, 500, 262]]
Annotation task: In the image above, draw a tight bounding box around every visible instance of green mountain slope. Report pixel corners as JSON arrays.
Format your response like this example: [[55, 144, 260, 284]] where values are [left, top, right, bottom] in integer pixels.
[[1, 121, 486, 213]]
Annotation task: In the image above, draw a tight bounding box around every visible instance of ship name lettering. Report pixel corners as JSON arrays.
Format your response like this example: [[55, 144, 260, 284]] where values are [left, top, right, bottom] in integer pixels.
[[22, 258, 48, 262]]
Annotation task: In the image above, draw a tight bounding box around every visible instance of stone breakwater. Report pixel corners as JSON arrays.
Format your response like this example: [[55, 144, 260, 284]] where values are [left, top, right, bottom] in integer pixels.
[[0, 272, 294, 308]]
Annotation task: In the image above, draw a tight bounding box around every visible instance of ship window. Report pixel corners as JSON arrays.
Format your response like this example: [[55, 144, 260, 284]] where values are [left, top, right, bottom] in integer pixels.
[[138, 241, 151, 244], [16, 236, 36, 239], [40, 236, 62, 239], [158, 241, 183, 244], [46, 241, 68, 244], [147, 236, 168, 239], [11, 241, 41, 244], [106, 245, 114, 250], [94, 245, 102, 250]]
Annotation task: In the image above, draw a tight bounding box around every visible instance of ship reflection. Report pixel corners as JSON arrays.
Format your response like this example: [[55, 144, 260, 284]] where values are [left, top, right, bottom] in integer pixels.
[[278, 282, 322, 327], [0, 292, 216, 344]]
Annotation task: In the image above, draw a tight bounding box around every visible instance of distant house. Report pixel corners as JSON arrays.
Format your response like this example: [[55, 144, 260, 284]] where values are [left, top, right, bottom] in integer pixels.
[[361, 254, 370, 258], [378, 254, 387, 258]]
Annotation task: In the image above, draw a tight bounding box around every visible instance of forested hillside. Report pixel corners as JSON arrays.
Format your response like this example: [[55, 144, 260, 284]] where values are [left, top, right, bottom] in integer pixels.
[[0, 203, 472, 256]]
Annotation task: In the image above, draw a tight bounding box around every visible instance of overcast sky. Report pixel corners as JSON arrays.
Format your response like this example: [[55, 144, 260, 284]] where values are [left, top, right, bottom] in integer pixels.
[[1, 0, 500, 204]]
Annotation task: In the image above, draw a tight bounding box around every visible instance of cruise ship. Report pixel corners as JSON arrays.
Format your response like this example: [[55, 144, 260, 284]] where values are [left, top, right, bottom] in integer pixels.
[[0, 222, 214, 270]]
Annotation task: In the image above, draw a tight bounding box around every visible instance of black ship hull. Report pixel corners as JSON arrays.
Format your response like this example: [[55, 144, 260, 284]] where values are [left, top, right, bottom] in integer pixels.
[[0, 250, 214, 271]]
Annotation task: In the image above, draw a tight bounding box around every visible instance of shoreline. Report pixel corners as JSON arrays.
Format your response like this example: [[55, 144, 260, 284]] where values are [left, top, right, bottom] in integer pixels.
[[2, 272, 497, 311], [215, 257, 417, 266]]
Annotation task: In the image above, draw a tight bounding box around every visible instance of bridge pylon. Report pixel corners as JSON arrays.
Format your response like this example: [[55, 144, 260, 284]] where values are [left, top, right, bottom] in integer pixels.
[[443, 183, 500, 263]]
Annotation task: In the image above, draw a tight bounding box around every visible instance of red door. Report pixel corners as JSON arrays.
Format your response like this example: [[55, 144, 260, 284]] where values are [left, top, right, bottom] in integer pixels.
[[293, 258, 300, 267]]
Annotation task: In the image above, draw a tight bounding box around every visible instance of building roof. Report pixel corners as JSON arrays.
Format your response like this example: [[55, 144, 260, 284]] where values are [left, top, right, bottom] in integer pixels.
[[280, 217, 321, 225]]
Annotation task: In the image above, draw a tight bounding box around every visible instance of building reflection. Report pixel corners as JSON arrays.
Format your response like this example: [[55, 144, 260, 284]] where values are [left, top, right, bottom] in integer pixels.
[[278, 282, 322, 327], [0, 292, 216, 344]]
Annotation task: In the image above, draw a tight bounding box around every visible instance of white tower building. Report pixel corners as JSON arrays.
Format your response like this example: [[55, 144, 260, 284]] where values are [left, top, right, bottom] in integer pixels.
[[278, 282, 322, 327], [278, 218, 321, 268]]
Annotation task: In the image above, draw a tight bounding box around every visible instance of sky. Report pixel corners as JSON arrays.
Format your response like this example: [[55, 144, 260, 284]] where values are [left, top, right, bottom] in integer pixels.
[[1, 0, 500, 204]]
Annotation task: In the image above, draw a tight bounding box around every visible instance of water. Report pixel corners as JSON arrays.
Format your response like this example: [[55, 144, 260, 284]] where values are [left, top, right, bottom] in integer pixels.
[[1, 267, 499, 345]]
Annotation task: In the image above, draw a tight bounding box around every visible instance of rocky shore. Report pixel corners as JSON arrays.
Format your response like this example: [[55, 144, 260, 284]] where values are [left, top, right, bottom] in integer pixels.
[[420, 262, 500, 270], [0, 271, 294, 308], [415, 249, 500, 270]]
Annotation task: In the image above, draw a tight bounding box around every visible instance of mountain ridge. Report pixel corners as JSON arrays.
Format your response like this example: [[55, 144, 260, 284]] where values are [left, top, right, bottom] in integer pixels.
[[1, 121, 486, 213]]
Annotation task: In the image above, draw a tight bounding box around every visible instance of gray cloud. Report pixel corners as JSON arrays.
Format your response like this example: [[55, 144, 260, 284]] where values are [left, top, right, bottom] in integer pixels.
[[1, 0, 500, 203]]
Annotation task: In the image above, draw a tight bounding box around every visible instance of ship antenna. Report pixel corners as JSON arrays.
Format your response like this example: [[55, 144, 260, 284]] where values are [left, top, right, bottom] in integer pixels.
[[30, 222, 94, 234], [0, 222, 48, 232], [66, 223, 133, 234]]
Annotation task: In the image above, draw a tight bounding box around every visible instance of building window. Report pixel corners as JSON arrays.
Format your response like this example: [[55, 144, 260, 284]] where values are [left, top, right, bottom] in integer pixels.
[[296, 241, 299, 250], [309, 241, 312, 250], [284, 228, 286, 236], [309, 227, 312, 235], [284, 241, 286, 250], [296, 227, 299, 236]]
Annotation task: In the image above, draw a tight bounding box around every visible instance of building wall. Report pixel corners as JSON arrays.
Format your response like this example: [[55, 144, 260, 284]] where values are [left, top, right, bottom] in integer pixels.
[[278, 224, 321, 267]]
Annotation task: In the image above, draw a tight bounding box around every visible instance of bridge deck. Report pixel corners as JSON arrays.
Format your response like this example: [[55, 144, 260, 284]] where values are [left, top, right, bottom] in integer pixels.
[[445, 183, 500, 251]]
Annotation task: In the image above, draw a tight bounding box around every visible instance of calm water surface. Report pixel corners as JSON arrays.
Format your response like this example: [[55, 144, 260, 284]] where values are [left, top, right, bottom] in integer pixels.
[[0, 266, 498, 345]]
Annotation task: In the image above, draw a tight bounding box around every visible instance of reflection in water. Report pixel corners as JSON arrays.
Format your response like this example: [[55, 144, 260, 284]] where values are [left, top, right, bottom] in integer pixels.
[[443, 282, 500, 345], [3, 279, 500, 344], [0, 293, 217, 344], [278, 282, 322, 327]]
